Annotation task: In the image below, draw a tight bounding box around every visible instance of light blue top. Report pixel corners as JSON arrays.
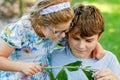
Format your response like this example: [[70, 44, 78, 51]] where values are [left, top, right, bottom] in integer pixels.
[[0, 15, 58, 80], [50, 46, 120, 80]]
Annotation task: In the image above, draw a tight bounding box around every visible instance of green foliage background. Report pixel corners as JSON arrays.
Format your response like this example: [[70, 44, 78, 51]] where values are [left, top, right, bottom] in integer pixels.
[[71, 0, 120, 62]]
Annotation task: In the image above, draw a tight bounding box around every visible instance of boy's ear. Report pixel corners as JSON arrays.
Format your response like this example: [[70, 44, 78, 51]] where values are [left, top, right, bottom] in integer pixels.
[[97, 33, 103, 40]]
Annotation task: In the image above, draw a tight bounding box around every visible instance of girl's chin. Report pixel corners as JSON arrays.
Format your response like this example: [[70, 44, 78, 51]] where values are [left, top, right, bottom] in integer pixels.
[[53, 39, 61, 42], [49, 38, 60, 42]]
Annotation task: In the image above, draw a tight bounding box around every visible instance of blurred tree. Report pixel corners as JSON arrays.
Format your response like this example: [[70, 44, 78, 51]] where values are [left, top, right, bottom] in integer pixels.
[[0, 0, 36, 18], [0, 0, 19, 17]]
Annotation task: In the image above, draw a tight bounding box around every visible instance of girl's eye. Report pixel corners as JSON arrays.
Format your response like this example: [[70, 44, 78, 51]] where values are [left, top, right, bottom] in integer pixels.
[[73, 37, 80, 40], [54, 29, 68, 34], [54, 31, 60, 34], [54, 31, 61, 36]]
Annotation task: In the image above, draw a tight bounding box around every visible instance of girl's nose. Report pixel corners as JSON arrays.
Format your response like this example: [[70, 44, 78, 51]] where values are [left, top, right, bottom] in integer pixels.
[[54, 33, 65, 42], [61, 32, 65, 38]]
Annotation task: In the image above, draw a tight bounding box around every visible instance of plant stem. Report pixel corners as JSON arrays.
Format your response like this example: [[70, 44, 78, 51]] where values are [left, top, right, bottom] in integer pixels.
[[41, 66, 98, 72], [42, 66, 82, 69]]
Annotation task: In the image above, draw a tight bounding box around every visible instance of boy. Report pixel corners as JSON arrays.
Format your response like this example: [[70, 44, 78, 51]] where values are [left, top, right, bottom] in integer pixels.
[[50, 4, 120, 80]]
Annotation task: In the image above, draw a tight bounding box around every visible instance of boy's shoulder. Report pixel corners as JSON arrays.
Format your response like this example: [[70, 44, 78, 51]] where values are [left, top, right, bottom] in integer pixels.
[[51, 47, 68, 57], [104, 50, 116, 58], [103, 50, 118, 62], [52, 47, 66, 54]]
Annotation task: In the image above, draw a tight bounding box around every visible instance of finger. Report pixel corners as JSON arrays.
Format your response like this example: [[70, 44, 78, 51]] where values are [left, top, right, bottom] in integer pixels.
[[93, 69, 111, 79], [28, 69, 36, 76], [92, 49, 96, 59], [96, 43, 105, 59], [95, 72, 109, 79], [97, 76, 112, 80], [36, 65, 42, 71], [92, 70, 105, 79], [34, 65, 42, 72], [29, 63, 41, 72], [26, 71, 34, 76], [92, 70, 101, 77], [30, 66, 39, 74]]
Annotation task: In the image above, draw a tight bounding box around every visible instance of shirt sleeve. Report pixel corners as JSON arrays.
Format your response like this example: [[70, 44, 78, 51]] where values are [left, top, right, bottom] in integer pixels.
[[0, 21, 23, 48], [108, 53, 120, 79]]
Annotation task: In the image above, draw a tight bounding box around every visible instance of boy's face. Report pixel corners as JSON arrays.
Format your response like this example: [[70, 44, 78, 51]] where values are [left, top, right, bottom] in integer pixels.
[[68, 33, 99, 59]]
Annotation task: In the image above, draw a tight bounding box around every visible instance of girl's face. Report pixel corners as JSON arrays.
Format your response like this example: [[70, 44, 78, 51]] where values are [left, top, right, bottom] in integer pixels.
[[43, 20, 71, 41], [68, 33, 98, 59]]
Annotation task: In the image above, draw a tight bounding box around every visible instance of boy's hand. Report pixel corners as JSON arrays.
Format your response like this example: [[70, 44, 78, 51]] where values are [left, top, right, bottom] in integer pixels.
[[92, 68, 119, 80]]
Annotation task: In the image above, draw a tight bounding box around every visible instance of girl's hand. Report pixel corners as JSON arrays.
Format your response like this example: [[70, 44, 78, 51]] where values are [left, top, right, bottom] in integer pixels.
[[92, 42, 105, 59], [20, 62, 42, 76], [92, 68, 119, 80]]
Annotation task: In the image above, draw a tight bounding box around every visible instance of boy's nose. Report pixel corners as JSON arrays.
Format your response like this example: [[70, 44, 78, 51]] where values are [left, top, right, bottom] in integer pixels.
[[78, 41, 85, 48]]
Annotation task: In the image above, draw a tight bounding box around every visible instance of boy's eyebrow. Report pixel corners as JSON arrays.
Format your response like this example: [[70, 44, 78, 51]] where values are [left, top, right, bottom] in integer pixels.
[[84, 37, 94, 39], [85, 38, 94, 39]]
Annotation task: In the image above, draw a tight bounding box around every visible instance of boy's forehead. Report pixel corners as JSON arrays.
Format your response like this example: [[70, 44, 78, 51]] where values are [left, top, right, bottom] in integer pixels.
[[69, 28, 99, 38], [72, 33, 99, 39]]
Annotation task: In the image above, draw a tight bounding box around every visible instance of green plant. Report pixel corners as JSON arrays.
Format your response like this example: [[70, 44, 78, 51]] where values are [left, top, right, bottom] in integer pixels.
[[42, 61, 95, 80]]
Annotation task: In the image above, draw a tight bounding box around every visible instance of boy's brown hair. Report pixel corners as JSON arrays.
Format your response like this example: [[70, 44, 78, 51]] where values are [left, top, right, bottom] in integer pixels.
[[69, 4, 104, 39]]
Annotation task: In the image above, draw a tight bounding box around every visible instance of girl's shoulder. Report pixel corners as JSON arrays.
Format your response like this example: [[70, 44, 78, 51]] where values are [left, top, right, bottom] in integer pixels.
[[14, 15, 32, 29], [4, 15, 31, 32], [20, 15, 32, 28]]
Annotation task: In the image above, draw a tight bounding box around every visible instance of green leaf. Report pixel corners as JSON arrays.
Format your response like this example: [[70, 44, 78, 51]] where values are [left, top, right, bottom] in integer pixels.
[[65, 61, 82, 71], [82, 69, 94, 80], [44, 68, 55, 80], [56, 69, 68, 80]]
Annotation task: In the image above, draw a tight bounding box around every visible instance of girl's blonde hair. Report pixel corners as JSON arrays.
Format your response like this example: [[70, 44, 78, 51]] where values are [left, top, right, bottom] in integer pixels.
[[30, 0, 74, 27]]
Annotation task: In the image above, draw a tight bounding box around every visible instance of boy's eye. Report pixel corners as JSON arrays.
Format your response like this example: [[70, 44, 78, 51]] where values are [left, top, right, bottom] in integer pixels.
[[86, 39, 93, 42]]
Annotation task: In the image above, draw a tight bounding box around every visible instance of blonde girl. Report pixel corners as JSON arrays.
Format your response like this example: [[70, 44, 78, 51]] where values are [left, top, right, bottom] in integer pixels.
[[0, 0, 74, 80]]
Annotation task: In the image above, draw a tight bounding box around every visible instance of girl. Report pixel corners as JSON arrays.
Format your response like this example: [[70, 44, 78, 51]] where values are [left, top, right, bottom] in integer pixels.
[[0, 0, 74, 80]]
